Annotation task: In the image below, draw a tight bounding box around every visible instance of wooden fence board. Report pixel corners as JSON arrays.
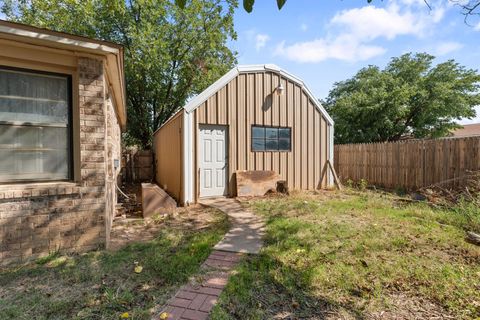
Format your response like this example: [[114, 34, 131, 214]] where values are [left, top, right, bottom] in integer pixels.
[[121, 149, 153, 183], [334, 136, 480, 190]]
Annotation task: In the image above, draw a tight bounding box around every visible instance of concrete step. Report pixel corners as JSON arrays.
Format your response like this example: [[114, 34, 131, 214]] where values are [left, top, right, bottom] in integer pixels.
[[141, 183, 177, 218]]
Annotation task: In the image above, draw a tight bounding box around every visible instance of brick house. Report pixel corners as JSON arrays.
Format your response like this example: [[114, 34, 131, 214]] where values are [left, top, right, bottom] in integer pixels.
[[0, 20, 126, 265], [451, 123, 480, 138]]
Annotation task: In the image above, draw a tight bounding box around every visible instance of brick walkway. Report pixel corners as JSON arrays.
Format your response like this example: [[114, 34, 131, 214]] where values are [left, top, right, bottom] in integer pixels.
[[160, 250, 243, 320], [157, 198, 264, 320], [201, 198, 265, 254]]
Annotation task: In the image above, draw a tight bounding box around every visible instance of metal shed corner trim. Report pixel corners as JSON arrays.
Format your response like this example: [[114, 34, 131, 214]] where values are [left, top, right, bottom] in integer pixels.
[[329, 125, 335, 187], [183, 110, 194, 204]]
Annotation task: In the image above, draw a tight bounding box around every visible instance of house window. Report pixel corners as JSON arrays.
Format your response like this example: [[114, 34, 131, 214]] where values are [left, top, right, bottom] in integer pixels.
[[0, 67, 72, 182], [251, 126, 291, 152]]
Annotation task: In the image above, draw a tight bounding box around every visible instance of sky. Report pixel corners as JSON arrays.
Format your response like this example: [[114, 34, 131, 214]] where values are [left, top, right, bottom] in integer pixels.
[[1, 1, 478, 124], [230, 0, 480, 125]]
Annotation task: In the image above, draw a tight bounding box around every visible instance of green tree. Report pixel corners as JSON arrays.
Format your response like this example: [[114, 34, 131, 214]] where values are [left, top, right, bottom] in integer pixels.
[[1, 0, 237, 149], [176, 0, 285, 12], [324, 53, 480, 144]]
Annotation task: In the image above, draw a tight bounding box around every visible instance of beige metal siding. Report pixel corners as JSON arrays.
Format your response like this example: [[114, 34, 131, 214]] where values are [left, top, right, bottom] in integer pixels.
[[153, 111, 184, 203], [194, 71, 331, 199]]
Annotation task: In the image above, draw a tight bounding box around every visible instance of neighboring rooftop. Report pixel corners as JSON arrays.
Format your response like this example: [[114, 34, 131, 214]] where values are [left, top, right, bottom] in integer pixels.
[[451, 123, 480, 137]]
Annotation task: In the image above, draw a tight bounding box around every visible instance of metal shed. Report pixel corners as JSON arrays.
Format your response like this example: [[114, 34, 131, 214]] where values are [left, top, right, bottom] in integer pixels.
[[153, 64, 334, 205]]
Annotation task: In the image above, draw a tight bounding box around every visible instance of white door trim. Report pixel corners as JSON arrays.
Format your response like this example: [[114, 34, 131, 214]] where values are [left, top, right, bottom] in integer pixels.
[[199, 124, 228, 198]]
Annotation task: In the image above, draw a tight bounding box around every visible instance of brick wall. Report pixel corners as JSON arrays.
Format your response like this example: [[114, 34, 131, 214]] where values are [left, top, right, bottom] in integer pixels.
[[0, 57, 121, 265]]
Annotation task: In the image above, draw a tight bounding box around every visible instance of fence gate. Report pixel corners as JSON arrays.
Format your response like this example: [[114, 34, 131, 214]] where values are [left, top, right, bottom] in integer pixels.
[[121, 149, 153, 183]]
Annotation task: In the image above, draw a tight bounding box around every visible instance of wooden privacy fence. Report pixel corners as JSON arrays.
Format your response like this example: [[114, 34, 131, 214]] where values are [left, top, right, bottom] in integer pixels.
[[334, 136, 480, 190], [121, 149, 154, 183]]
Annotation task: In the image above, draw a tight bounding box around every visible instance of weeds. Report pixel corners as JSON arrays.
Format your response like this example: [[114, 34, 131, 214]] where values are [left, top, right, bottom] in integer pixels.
[[0, 208, 228, 320], [212, 191, 480, 319]]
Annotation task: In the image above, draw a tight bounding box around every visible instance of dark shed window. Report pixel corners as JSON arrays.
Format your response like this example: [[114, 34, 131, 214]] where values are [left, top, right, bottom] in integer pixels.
[[252, 126, 291, 152], [0, 67, 72, 182]]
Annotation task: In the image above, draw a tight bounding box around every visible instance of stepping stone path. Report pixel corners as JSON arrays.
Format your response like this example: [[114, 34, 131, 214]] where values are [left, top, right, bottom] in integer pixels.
[[157, 198, 264, 320]]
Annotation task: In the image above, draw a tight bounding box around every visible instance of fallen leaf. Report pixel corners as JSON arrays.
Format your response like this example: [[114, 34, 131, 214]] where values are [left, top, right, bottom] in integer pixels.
[[135, 265, 143, 273], [159, 312, 169, 319], [120, 312, 129, 319]]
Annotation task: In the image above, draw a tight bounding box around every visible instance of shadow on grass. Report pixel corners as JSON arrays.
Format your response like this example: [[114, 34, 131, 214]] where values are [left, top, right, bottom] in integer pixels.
[[212, 213, 367, 320], [212, 251, 367, 320]]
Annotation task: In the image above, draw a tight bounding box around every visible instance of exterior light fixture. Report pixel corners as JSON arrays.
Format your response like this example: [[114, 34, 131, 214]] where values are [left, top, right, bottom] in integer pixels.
[[276, 82, 285, 95]]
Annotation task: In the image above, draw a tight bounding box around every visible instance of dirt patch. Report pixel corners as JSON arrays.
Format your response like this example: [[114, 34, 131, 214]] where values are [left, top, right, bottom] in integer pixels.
[[368, 292, 455, 320], [109, 204, 221, 251]]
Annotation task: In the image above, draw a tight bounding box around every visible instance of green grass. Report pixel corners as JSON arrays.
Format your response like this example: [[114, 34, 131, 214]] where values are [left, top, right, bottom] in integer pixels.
[[211, 190, 480, 319], [0, 209, 228, 320]]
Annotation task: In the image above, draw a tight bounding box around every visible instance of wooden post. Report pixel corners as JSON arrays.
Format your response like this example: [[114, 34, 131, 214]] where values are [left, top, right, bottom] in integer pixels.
[[322, 160, 343, 190]]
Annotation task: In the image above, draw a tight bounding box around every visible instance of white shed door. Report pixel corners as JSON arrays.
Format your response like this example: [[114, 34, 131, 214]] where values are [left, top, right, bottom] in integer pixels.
[[199, 125, 228, 198]]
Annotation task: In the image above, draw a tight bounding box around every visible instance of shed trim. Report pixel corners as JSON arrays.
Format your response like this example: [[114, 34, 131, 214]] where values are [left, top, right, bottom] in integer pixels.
[[183, 110, 194, 204], [329, 125, 334, 185], [183, 64, 334, 126], [152, 108, 183, 136], [153, 108, 183, 136]]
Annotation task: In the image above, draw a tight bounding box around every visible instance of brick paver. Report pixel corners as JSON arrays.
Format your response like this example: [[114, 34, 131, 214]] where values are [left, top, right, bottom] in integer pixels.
[[158, 250, 243, 320]]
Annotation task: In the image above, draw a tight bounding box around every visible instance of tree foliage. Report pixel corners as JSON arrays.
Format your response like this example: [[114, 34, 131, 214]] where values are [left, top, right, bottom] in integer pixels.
[[324, 53, 480, 144], [176, 0, 286, 12], [1, 0, 237, 149]]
